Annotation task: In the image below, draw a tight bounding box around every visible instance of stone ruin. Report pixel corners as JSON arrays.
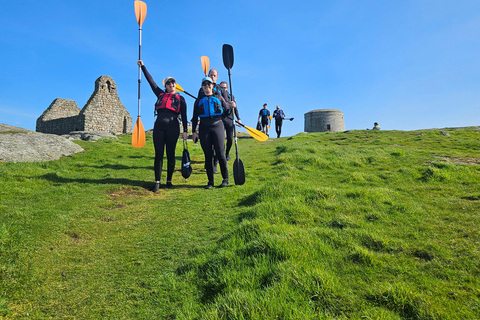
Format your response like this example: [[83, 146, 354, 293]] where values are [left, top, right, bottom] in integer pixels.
[[36, 75, 132, 135]]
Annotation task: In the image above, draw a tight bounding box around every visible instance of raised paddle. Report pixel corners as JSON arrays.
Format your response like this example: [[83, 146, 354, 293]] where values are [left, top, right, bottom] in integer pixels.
[[132, 1, 147, 148], [201, 56, 210, 76], [222, 44, 245, 185]]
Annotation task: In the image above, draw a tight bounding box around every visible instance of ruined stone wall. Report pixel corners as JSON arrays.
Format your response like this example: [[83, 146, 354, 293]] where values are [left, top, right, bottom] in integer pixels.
[[80, 75, 132, 134], [36, 76, 132, 135], [36, 98, 81, 134]]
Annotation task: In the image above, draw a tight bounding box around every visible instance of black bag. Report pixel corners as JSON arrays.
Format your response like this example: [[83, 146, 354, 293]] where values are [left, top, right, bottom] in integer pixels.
[[256, 121, 262, 131], [181, 140, 192, 179]]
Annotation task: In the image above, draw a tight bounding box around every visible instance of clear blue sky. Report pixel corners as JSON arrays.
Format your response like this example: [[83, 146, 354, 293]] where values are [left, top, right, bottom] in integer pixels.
[[1, 0, 479, 137]]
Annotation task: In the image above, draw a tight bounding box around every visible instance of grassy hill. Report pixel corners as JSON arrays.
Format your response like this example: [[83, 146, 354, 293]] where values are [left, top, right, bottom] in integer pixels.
[[1, 127, 479, 319]]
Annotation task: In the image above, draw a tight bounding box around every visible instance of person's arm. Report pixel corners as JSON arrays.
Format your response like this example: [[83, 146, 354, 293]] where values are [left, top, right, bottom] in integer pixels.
[[220, 96, 230, 115], [180, 96, 188, 140], [191, 98, 200, 134], [138, 61, 164, 97]]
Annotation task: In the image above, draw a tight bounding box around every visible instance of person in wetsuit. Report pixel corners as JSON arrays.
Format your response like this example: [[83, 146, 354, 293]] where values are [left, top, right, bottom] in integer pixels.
[[138, 60, 188, 192], [258, 103, 270, 136], [191, 77, 234, 189], [219, 81, 241, 160], [272, 105, 285, 138]]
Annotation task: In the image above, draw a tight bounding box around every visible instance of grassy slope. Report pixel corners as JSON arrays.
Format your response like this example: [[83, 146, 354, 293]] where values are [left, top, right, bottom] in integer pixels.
[[1, 128, 479, 319]]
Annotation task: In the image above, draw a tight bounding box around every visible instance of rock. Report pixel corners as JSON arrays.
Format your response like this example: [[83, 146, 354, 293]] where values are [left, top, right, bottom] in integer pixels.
[[0, 132, 84, 163], [0, 123, 36, 134], [64, 131, 118, 142], [440, 131, 450, 136]]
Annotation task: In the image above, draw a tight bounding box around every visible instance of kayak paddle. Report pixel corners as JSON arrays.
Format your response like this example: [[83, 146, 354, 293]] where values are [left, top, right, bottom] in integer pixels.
[[132, 0, 147, 148], [201, 56, 210, 76], [222, 44, 245, 185]]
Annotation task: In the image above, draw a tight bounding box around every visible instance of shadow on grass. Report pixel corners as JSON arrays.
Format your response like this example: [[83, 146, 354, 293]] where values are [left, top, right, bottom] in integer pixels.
[[38, 172, 207, 189]]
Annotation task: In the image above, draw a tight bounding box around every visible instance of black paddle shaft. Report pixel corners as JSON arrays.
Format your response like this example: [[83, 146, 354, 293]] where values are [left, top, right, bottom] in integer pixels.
[[222, 44, 245, 185]]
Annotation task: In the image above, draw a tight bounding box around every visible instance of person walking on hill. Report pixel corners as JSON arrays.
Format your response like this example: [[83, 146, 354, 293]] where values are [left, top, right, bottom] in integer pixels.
[[138, 60, 188, 192], [219, 81, 241, 160], [258, 103, 270, 136], [272, 105, 285, 138], [192, 76, 234, 189]]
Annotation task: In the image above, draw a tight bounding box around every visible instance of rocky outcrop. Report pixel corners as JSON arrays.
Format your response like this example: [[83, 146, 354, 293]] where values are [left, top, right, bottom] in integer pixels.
[[0, 131, 84, 163], [64, 131, 118, 142]]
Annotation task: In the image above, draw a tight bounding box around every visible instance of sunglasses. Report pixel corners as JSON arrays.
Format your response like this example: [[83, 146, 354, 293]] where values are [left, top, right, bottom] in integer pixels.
[[202, 82, 212, 87], [165, 81, 175, 86]]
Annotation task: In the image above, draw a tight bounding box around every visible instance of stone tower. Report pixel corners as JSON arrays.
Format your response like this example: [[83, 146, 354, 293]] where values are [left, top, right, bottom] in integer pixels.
[[36, 98, 81, 134], [304, 109, 345, 132], [77, 75, 132, 134]]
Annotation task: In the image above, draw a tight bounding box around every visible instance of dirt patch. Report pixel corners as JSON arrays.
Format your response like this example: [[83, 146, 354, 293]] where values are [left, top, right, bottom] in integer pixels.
[[108, 186, 151, 197], [433, 156, 480, 165]]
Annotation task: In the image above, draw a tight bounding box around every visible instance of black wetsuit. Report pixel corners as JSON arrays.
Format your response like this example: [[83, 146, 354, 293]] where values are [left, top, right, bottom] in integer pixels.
[[141, 65, 188, 182], [273, 109, 285, 138], [192, 92, 231, 185], [223, 93, 240, 157], [259, 108, 270, 129]]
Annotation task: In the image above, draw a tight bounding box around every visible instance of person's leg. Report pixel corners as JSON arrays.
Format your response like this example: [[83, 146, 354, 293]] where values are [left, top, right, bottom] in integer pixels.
[[152, 125, 166, 191], [199, 125, 214, 187], [211, 121, 228, 186], [164, 121, 180, 186], [224, 119, 234, 159]]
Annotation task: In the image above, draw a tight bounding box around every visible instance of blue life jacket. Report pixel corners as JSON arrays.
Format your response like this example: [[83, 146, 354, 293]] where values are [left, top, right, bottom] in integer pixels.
[[198, 96, 223, 118], [261, 109, 269, 116], [275, 109, 284, 119]]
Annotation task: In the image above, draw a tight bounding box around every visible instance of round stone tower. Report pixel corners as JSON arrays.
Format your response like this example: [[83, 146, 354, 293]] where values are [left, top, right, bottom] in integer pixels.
[[304, 109, 345, 133]]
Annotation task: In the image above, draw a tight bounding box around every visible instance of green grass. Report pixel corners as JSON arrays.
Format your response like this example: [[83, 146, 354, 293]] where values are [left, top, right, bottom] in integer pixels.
[[1, 127, 479, 319]]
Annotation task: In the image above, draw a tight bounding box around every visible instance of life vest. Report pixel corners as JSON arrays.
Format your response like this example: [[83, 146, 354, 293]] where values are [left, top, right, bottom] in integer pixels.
[[197, 96, 223, 118], [155, 92, 181, 113], [275, 110, 284, 119], [261, 109, 269, 116]]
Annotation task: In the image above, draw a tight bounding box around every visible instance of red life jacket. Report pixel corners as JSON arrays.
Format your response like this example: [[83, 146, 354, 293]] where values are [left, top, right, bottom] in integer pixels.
[[155, 92, 181, 113]]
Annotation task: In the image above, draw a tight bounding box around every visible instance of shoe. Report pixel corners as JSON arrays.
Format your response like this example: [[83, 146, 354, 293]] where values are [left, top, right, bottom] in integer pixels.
[[151, 182, 160, 192], [213, 167, 218, 174], [226, 154, 231, 161], [219, 178, 229, 188], [205, 182, 214, 189], [166, 181, 173, 188]]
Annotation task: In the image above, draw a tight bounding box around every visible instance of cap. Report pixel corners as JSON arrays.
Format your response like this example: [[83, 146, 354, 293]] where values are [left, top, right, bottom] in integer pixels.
[[163, 77, 176, 86], [201, 77, 213, 85]]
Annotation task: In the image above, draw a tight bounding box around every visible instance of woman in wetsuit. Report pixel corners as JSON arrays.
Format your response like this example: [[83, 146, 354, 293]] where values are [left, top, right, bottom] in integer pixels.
[[191, 76, 234, 189], [138, 60, 188, 192]]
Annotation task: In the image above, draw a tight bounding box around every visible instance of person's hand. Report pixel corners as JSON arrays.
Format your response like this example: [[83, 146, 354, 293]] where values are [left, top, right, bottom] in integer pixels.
[[230, 101, 236, 108], [237, 119, 242, 124], [182, 132, 188, 141], [137, 59, 144, 67], [192, 132, 198, 143]]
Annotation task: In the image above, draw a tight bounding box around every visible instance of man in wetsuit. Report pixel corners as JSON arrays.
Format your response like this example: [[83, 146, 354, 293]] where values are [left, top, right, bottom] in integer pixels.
[[219, 81, 241, 160], [258, 103, 270, 136], [272, 105, 285, 138]]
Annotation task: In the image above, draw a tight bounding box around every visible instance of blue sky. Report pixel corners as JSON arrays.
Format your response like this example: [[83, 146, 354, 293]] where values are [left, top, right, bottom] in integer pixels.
[[1, 0, 479, 137]]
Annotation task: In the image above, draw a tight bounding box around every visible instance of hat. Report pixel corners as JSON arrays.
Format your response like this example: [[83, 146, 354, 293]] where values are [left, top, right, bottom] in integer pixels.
[[163, 77, 176, 86], [201, 77, 213, 85]]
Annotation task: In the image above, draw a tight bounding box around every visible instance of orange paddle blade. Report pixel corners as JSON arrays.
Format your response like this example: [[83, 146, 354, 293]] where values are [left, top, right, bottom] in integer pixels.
[[132, 117, 146, 148], [134, 1, 147, 27], [201, 56, 210, 76]]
